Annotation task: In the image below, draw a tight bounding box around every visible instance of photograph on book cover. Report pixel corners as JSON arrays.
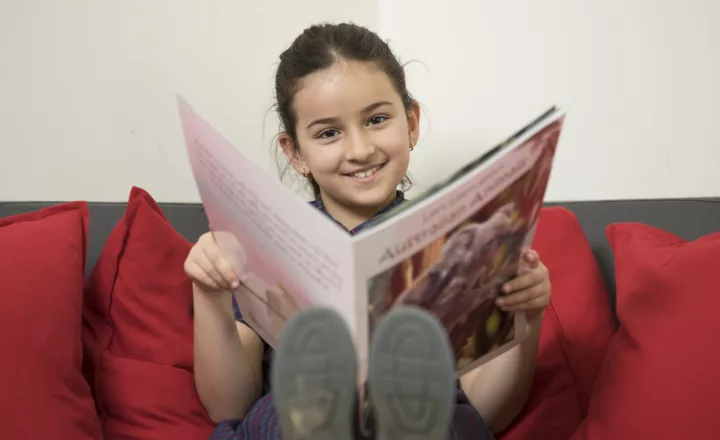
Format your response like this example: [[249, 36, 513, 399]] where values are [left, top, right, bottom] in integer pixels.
[[366, 120, 560, 371]]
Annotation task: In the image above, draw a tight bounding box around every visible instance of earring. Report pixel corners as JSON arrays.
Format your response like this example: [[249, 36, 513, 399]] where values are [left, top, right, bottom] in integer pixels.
[[409, 141, 416, 152], [301, 169, 309, 178]]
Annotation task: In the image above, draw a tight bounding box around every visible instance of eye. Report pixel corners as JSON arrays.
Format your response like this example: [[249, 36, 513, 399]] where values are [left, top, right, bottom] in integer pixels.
[[367, 115, 389, 126], [318, 128, 340, 139]]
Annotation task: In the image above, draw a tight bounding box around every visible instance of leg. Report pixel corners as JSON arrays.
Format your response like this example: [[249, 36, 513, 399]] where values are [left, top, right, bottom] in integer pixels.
[[445, 386, 496, 440], [208, 393, 284, 440], [271, 307, 358, 440], [368, 306, 456, 440]]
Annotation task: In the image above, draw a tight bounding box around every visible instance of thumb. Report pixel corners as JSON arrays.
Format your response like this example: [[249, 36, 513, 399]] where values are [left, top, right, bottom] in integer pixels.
[[523, 249, 539, 265]]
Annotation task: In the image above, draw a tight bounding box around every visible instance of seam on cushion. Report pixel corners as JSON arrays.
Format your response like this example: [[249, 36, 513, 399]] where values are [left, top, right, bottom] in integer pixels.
[[79, 205, 90, 274], [536, 207, 593, 412], [94, 205, 136, 426], [545, 300, 588, 414]]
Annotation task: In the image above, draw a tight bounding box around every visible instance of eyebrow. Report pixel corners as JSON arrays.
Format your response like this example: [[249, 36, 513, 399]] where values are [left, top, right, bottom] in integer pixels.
[[305, 101, 394, 129]]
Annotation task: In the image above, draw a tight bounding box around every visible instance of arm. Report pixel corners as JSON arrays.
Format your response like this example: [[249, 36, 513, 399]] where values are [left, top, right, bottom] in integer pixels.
[[193, 284, 264, 423], [459, 313, 543, 433]]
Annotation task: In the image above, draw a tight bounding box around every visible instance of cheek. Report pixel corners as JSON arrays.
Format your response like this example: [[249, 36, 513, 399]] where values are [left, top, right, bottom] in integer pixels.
[[374, 127, 410, 159], [305, 146, 344, 174]]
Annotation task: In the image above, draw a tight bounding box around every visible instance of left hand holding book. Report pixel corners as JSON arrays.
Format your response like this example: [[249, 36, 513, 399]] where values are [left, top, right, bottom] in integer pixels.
[[495, 250, 551, 321]]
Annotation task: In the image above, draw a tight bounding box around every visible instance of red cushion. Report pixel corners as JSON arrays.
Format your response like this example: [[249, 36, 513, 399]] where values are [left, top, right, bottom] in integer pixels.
[[84, 187, 214, 439], [0, 202, 103, 440], [500, 207, 615, 440], [570, 223, 720, 440]]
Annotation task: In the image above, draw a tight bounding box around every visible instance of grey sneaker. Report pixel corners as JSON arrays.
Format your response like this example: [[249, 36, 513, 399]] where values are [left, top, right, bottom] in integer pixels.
[[271, 307, 358, 440], [368, 306, 455, 440]]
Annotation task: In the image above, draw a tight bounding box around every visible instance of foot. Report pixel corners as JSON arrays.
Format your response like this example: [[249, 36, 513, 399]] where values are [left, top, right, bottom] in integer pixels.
[[368, 306, 455, 440], [271, 307, 358, 440]]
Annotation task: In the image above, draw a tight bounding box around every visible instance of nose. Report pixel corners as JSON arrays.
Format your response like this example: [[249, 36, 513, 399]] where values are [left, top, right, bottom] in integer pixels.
[[344, 130, 375, 162]]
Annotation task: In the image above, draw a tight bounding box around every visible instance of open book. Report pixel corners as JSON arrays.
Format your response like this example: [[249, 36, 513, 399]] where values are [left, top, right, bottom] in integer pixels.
[[178, 97, 565, 384]]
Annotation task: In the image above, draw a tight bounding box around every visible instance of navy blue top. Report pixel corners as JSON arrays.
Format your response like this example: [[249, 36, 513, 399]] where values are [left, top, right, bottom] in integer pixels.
[[308, 190, 405, 235]]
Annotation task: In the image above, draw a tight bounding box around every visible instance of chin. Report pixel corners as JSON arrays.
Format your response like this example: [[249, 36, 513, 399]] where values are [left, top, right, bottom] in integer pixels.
[[344, 186, 398, 209]]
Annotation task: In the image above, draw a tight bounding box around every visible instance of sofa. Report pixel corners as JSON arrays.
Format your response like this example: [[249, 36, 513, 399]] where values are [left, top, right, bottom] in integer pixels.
[[1, 186, 719, 440]]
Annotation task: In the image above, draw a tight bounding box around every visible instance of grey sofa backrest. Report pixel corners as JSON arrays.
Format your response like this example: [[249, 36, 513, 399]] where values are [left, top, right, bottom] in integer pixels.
[[2, 198, 718, 313]]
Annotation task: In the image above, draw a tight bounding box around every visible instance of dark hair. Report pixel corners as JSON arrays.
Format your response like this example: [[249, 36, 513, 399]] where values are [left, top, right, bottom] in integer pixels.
[[274, 22, 414, 198]]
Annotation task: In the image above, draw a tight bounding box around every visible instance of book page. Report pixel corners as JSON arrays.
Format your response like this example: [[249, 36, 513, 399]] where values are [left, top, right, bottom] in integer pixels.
[[177, 97, 355, 347], [354, 112, 564, 375]]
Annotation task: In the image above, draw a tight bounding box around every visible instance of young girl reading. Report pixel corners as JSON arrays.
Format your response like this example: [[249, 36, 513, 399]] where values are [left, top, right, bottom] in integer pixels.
[[184, 22, 551, 440]]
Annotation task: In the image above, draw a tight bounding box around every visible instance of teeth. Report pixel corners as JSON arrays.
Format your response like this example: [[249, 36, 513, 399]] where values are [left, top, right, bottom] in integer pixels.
[[350, 165, 381, 178]]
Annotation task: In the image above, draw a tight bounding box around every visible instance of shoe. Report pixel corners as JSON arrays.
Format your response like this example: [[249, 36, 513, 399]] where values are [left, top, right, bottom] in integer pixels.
[[271, 307, 358, 440], [368, 306, 455, 440]]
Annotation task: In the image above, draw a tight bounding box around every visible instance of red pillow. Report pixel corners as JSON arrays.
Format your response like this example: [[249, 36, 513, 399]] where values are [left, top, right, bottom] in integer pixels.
[[0, 202, 103, 440], [570, 223, 720, 440], [83, 187, 214, 439], [500, 207, 615, 440]]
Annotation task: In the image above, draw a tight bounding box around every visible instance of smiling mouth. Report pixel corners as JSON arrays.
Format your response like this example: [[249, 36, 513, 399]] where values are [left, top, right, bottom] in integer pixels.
[[345, 163, 386, 180]]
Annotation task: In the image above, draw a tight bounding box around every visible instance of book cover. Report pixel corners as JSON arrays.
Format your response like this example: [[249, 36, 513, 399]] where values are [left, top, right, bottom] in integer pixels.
[[358, 117, 563, 374]]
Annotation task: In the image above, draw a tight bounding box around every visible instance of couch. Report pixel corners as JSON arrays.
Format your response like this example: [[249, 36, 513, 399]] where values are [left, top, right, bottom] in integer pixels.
[[1, 187, 719, 440]]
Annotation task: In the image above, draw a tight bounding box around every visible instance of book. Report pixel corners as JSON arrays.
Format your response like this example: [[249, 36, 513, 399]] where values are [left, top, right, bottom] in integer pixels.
[[177, 97, 565, 384]]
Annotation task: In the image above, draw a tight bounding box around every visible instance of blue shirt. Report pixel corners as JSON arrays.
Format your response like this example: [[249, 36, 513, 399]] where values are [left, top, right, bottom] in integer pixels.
[[309, 190, 406, 235]]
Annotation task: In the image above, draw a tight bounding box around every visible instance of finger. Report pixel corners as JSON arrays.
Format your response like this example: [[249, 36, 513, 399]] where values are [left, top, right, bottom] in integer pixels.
[[524, 249, 539, 261], [517, 250, 539, 273], [211, 250, 241, 288], [218, 259, 241, 289], [503, 269, 544, 294], [210, 232, 245, 286], [195, 248, 230, 289], [497, 284, 546, 307], [501, 295, 549, 312], [203, 241, 240, 288], [186, 260, 221, 290], [522, 249, 540, 266]]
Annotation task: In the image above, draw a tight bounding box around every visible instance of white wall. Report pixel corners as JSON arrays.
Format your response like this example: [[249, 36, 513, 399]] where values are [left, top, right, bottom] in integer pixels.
[[1, 0, 719, 203], [381, 0, 720, 201], [0, 0, 378, 202]]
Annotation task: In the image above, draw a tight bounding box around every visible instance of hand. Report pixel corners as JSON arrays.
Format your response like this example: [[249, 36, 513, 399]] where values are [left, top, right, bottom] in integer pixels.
[[184, 232, 241, 293], [495, 250, 551, 322]]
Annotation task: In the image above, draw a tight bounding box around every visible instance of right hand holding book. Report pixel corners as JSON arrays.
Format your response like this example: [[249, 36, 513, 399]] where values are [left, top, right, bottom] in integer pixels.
[[184, 231, 243, 292]]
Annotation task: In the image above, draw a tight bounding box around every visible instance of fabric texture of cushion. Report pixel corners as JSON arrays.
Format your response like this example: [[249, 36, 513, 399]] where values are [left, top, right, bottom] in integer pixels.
[[499, 206, 616, 440], [570, 223, 720, 440], [83, 187, 214, 439], [0, 202, 103, 439]]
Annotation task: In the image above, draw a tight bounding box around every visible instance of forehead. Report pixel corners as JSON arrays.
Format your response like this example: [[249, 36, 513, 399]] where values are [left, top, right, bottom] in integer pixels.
[[293, 60, 400, 121]]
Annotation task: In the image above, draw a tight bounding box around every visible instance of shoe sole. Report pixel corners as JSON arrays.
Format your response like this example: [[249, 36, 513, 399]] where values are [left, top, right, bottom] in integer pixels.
[[271, 307, 357, 440], [369, 306, 455, 440]]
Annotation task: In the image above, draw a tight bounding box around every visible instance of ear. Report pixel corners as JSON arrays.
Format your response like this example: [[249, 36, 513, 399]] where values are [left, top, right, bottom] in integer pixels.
[[279, 133, 308, 175], [407, 100, 421, 148]]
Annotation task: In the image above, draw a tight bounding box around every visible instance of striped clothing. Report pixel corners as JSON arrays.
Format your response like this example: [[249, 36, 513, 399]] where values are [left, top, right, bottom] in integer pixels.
[[211, 192, 495, 440]]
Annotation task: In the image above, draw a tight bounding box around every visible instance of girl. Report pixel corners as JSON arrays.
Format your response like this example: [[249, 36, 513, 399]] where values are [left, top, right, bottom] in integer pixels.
[[185, 22, 551, 440]]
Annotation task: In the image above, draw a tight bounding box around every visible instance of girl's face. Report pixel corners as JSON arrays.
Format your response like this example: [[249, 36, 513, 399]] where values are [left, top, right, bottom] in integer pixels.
[[281, 60, 420, 222]]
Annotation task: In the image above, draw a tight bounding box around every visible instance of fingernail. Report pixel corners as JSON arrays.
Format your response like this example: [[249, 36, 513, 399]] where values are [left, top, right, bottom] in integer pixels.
[[496, 298, 505, 306], [503, 284, 511, 293]]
